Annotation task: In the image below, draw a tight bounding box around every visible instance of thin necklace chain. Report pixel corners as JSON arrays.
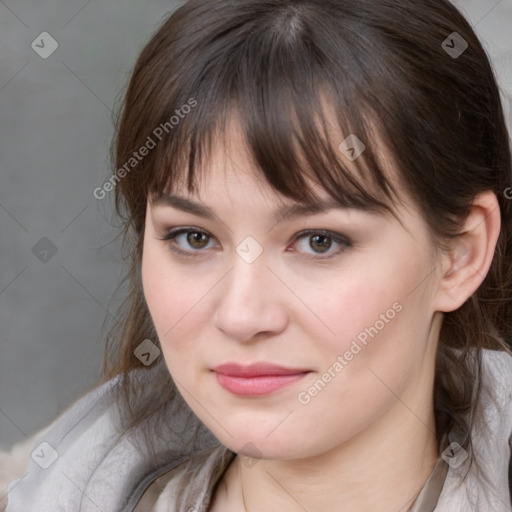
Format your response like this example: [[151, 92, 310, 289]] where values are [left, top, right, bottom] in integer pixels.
[[237, 456, 428, 512]]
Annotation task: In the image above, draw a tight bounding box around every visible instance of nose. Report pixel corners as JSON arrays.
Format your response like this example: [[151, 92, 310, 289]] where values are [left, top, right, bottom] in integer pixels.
[[213, 248, 288, 343]]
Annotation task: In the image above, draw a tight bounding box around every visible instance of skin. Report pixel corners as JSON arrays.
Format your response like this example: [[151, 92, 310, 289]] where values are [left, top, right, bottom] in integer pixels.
[[141, 116, 501, 512]]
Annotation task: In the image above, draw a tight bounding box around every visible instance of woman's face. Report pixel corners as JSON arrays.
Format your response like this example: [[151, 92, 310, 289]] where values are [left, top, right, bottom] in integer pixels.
[[141, 123, 445, 461]]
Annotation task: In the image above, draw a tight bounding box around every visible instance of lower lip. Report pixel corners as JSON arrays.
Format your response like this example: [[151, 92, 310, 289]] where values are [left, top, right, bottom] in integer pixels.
[[214, 372, 310, 396]]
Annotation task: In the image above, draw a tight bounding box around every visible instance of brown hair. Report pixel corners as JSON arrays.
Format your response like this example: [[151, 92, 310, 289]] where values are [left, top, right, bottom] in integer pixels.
[[99, 0, 512, 492]]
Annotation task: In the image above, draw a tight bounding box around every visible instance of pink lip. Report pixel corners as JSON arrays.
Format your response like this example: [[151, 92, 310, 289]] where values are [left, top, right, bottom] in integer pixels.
[[212, 363, 311, 396]]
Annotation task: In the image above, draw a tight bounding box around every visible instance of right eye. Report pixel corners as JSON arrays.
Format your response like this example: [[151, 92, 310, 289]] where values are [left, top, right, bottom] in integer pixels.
[[156, 227, 218, 258]]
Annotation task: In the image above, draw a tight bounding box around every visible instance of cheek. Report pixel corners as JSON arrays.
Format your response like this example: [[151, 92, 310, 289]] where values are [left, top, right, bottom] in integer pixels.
[[304, 257, 407, 346], [141, 242, 215, 360], [304, 241, 432, 378], [290, 255, 429, 450]]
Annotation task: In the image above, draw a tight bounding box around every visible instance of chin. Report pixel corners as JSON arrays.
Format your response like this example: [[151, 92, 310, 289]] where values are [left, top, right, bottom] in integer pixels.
[[214, 432, 310, 461]]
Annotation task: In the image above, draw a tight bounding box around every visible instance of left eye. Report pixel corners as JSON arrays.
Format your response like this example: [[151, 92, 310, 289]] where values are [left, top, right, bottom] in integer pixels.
[[157, 228, 351, 259], [292, 230, 352, 258]]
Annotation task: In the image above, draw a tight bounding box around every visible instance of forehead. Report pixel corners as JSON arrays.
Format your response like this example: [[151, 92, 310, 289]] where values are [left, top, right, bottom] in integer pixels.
[[153, 183, 372, 226], [147, 108, 430, 243], [155, 133, 382, 211], [146, 86, 422, 234]]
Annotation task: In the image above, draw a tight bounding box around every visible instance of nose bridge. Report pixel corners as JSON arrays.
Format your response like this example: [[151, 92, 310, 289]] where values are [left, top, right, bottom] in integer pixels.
[[225, 235, 269, 302], [213, 235, 286, 338]]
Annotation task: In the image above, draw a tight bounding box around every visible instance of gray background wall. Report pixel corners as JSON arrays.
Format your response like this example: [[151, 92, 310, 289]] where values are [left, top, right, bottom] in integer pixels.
[[0, 0, 511, 451]]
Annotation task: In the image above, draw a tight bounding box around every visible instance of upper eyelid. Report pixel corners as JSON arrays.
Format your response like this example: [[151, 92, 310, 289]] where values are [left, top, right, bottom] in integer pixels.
[[161, 226, 349, 240], [161, 227, 351, 254]]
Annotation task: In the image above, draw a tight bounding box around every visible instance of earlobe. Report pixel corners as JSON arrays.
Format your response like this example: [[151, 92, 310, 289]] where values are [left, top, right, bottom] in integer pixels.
[[435, 191, 501, 313]]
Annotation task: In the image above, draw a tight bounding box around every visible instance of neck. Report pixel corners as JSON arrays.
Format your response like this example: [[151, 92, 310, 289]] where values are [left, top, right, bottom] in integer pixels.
[[236, 407, 439, 512]]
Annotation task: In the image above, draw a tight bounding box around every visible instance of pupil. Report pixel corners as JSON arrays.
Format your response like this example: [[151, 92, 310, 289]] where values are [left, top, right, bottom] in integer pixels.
[[312, 235, 331, 253], [189, 232, 206, 247]]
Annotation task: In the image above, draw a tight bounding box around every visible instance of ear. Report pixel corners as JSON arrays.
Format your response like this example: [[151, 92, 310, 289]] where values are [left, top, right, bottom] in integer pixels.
[[434, 191, 501, 313]]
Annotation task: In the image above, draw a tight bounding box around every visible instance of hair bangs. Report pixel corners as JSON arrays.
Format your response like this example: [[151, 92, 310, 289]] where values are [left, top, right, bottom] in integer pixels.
[[146, 51, 403, 222]]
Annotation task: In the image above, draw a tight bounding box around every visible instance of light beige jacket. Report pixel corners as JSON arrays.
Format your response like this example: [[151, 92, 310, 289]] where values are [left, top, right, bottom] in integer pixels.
[[2, 348, 512, 511]]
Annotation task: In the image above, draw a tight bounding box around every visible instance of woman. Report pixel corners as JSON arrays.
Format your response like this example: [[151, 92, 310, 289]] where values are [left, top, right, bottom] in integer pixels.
[[3, 0, 512, 510]]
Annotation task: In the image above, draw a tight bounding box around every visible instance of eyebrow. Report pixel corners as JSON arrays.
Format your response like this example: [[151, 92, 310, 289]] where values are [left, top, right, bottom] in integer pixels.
[[151, 193, 379, 224]]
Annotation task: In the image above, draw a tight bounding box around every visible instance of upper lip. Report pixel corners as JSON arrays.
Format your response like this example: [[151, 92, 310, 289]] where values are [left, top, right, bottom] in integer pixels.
[[212, 362, 311, 377]]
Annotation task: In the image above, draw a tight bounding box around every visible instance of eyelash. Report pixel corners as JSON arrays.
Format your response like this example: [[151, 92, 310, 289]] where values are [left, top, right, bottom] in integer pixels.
[[156, 227, 352, 260]]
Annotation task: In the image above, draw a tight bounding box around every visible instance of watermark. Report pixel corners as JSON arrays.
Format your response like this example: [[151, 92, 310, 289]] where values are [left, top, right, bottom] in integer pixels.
[[441, 32, 468, 59], [134, 338, 161, 366], [338, 134, 366, 161], [31, 32, 58, 59], [93, 98, 198, 200], [239, 442, 263, 468], [31, 441, 59, 469], [32, 237, 58, 263], [504, 187, 512, 200], [441, 441, 468, 468], [297, 301, 403, 405], [236, 236, 264, 264]]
